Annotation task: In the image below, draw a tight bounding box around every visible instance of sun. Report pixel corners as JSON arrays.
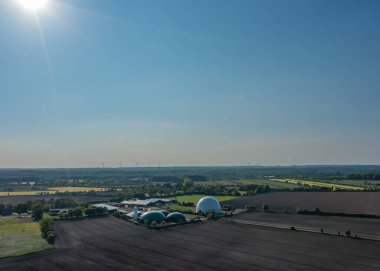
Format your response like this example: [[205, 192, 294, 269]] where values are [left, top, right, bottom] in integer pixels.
[[17, 0, 49, 11]]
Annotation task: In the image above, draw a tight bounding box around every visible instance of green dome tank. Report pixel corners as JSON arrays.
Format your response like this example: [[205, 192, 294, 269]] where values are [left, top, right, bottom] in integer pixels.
[[166, 212, 186, 223], [159, 210, 170, 216], [139, 211, 166, 224]]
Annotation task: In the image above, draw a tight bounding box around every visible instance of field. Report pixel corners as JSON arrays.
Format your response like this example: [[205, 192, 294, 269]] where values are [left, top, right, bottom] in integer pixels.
[[0, 194, 114, 205], [198, 179, 301, 189], [237, 179, 301, 189], [0, 191, 56, 196], [0, 216, 53, 259], [0, 187, 107, 197], [335, 180, 380, 188], [271, 179, 364, 190], [47, 187, 107, 193], [1, 216, 379, 270], [167, 194, 237, 212], [234, 212, 380, 239], [225, 192, 380, 215]]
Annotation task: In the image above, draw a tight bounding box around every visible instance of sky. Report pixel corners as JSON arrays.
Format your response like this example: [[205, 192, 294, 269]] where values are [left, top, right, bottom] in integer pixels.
[[0, 0, 379, 168]]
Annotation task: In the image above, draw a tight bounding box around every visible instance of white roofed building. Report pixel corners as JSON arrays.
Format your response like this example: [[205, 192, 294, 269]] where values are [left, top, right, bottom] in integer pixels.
[[121, 198, 176, 207]]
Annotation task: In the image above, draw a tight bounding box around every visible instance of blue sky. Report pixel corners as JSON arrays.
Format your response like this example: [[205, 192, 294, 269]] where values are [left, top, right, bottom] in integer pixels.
[[0, 0, 379, 167]]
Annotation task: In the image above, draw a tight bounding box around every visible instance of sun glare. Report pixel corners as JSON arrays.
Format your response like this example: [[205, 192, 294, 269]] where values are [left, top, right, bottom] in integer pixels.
[[18, 0, 49, 11]]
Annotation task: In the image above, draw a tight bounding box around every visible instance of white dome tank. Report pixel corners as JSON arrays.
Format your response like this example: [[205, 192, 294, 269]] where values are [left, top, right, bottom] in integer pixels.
[[196, 196, 221, 214]]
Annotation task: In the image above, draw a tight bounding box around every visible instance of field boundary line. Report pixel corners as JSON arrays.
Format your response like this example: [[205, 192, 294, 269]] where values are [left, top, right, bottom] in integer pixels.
[[226, 218, 380, 242]]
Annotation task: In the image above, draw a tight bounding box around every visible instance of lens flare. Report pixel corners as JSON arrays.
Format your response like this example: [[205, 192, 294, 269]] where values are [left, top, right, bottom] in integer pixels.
[[18, 0, 48, 11]]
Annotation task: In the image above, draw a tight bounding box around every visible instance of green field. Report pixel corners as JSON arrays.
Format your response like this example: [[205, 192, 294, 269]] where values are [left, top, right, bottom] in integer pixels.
[[0, 216, 53, 258], [237, 179, 301, 189], [271, 179, 365, 191], [196, 179, 301, 189], [167, 195, 238, 212], [0, 186, 107, 196]]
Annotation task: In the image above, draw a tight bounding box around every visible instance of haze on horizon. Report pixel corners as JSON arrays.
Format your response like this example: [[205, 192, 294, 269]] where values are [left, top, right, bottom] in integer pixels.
[[0, 0, 380, 168]]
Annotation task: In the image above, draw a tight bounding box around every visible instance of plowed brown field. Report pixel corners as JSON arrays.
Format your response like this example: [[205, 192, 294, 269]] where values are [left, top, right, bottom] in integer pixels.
[[225, 192, 380, 215], [1, 217, 379, 271]]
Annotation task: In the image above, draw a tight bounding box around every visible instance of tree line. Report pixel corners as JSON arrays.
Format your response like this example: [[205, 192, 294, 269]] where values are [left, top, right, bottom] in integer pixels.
[[0, 198, 84, 219], [347, 172, 380, 180]]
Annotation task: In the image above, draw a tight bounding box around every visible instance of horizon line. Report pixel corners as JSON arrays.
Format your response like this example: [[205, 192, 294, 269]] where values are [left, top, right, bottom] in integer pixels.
[[1, 164, 380, 170]]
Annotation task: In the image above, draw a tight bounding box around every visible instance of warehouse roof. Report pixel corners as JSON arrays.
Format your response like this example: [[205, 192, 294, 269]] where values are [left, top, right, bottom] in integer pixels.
[[121, 198, 176, 207], [91, 203, 118, 212]]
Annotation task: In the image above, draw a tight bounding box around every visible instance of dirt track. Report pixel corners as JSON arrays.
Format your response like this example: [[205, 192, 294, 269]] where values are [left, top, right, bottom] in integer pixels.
[[225, 192, 380, 215], [1, 216, 379, 271]]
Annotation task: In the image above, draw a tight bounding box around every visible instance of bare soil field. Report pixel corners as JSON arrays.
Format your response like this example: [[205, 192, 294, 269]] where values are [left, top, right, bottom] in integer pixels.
[[224, 192, 380, 215], [0, 194, 113, 204], [1, 217, 379, 271], [234, 212, 380, 239]]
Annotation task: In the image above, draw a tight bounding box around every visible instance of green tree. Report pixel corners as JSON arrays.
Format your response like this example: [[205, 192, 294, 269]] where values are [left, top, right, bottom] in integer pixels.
[[73, 208, 83, 217], [262, 204, 269, 212], [41, 217, 55, 244], [95, 207, 106, 215], [32, 204, 44, 220], [46, 233, 55, 244], [182, 179, 194, 190], [84, 208, 96, 217], [246, 204, 256, 212], [14, 203, 28, 214]]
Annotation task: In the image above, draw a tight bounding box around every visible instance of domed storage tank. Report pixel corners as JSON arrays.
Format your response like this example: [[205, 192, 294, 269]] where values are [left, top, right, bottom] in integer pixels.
[[166, 212, 186, 223], [196, 196, 221, 214], [139, 211, 166, 224], [159, 210, 170, 217]]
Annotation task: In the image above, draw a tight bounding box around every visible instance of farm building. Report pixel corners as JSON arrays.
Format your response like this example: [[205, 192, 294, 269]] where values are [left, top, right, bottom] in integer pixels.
[[121, 198, 176, 208], [196, 196, 221, 214], [91, 203, 118, 213], [47, 209, 66, 216], [124, 210, 142, 219]]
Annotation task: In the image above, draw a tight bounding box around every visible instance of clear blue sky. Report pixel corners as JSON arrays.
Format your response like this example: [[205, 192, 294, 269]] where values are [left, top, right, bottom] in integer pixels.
[[0, 0, 379, 167]]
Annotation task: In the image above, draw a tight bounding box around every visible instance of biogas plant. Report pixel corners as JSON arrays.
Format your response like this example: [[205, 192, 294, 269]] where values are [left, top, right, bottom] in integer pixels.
[[118, 196, 222, 227]]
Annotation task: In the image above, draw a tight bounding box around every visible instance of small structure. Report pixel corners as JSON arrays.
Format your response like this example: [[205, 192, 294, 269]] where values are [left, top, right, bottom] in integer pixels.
[[166, 212, 186, 223], [125, 210, 142, 219], [196, 196, 221, 214], [133, 206, 138, 220], [47, 209, 65, 216]]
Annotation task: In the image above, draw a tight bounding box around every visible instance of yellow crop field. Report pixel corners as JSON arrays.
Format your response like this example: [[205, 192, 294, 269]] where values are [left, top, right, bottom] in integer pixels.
[[271, 179, 364, 191]]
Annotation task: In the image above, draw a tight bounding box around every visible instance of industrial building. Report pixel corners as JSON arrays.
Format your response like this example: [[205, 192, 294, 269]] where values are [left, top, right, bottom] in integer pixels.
[[91, 203, 118, 213], [121, 198, 176, 208]]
